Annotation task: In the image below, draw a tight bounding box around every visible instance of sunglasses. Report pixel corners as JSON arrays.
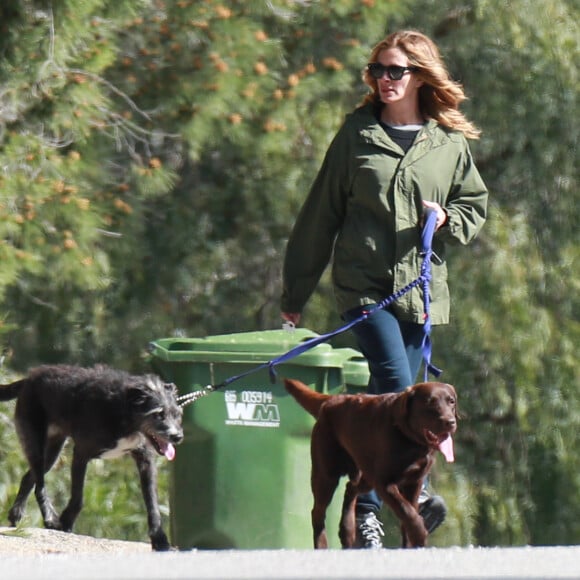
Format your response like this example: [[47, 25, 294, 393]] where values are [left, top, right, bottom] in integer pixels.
[[367, 63, 418, 81]]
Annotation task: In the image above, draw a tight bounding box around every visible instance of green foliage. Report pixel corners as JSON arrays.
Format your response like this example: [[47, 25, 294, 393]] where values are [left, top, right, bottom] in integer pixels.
[[398, 0, 579, 546], [0, 0, 577, 547]]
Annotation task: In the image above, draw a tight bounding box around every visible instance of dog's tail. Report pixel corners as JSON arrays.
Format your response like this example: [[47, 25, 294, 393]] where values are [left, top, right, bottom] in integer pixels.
[[0, 379, 25, 402], [283, 378, 330, 419]]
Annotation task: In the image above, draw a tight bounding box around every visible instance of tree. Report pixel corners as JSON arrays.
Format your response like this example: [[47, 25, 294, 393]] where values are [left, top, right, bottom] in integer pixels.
[[0, 0, 178, 365], [393, 0, 579, 546], [1, 0, 408, 368]]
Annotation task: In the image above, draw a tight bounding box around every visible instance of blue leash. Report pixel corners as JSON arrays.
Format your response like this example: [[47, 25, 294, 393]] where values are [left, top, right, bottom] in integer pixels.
[[419, 209, 443, 381], [177, 211, 442, 407]]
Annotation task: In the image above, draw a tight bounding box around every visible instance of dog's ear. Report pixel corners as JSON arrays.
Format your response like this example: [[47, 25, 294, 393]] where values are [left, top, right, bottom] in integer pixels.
[[164, 382, 178, 397], [127, 384, 155, 410], [448, 384, 461, 421], [392, 387, 414, 427]]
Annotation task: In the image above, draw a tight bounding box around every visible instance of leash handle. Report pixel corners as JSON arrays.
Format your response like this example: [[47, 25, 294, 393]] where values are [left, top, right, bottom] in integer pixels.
[[421, 207, 438, 255]]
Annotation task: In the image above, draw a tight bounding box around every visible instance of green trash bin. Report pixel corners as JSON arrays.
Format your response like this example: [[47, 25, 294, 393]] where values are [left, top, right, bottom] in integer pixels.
[[148, 328, 369, 550]]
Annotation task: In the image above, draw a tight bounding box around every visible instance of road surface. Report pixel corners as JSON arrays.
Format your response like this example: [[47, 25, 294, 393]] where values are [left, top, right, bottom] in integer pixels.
[[1, 545, 579, 579]]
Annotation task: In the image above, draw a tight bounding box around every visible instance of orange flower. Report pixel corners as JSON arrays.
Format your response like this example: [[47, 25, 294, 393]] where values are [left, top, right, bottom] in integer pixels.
[[53, 180, 66, 193], [254, 61, 268, 75], [215, 6, 232, 18], [114, 199, 133, 214], [263, 120, 287, 132], [215, 60, 229, 73], [287, 74, 300, 87], [242, 83, 257, 98], [322, 57, 344, 71]]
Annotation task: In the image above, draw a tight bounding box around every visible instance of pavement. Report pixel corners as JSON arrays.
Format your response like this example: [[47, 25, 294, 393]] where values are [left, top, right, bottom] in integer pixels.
[[1, 545, 579, 580]]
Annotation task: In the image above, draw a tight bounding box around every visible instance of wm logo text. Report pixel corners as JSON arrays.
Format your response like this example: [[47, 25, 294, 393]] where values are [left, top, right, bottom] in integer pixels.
[[224, 390, 280, 428]]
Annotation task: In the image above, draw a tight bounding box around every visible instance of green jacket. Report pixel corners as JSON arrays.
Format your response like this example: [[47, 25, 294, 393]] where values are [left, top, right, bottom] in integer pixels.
[[281, 103, 488, 325]]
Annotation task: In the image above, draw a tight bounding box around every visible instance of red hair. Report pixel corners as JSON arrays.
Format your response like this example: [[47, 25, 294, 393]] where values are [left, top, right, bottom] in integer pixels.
[[362, 30, 481, 139]]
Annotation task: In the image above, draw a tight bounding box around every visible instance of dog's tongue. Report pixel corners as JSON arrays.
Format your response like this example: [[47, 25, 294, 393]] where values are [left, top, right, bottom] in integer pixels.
[[439, 435, 454, 463], [164, 443, 176, 461]]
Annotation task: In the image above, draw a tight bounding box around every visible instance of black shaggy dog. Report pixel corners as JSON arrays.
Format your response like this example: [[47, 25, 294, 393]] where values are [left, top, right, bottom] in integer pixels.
[[0, 364, 183, 551]]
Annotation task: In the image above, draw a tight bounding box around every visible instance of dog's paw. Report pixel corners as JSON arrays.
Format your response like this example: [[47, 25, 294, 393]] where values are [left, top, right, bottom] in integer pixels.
[[403, 519, 428, 548], [150, 529, 171, 551], [44, 518, 63, 531], [59, 508, 78, 532], [8, 505, 24, 527]]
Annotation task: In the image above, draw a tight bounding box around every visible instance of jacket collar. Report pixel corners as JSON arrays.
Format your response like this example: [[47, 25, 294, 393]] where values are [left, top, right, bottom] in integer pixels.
[[354, 104, 450, 164]]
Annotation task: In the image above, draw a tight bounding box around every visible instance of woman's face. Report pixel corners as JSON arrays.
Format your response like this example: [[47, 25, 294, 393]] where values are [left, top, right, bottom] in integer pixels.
[[374, 47, 423, 106]]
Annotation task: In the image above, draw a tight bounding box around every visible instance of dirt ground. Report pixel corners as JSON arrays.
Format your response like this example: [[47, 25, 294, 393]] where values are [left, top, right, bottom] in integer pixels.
[[0, 526, 151, 555]]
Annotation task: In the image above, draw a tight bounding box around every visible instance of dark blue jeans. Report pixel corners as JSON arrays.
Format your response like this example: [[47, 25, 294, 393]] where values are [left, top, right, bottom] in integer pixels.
[[342, 305, 424, 514]]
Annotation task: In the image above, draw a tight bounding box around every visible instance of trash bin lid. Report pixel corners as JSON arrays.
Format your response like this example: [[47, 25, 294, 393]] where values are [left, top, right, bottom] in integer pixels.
[[149, 329, 356, 368]]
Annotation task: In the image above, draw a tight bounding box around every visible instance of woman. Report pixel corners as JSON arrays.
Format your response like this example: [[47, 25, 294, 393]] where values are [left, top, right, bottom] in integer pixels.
[[281, 30, 488, 548]]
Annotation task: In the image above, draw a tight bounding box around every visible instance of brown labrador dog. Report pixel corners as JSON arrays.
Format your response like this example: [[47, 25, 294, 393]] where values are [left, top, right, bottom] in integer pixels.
[[283, 378, 458, 549]]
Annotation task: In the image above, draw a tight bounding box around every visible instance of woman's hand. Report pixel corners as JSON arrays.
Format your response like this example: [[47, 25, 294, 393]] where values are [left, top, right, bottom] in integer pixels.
[[281, 312, 301, 326], [422, 200, 448, 230]]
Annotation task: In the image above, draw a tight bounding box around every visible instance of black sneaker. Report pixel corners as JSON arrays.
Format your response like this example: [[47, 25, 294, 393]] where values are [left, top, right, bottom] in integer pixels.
[[354, 511, 384, 549], [418, 488, 447, 534]]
